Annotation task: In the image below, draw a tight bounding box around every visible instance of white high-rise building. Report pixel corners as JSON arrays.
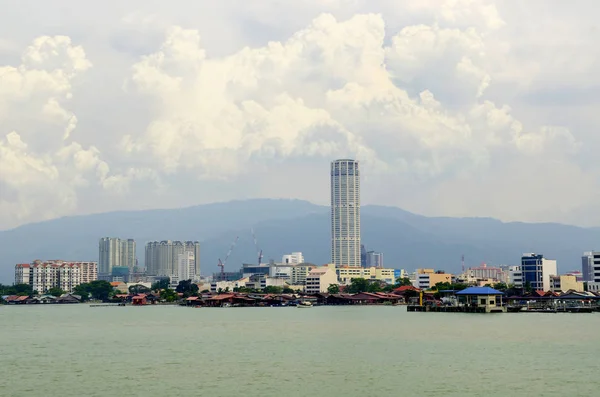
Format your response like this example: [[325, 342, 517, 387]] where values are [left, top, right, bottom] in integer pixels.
[[177, 251, 197, 281], [330, 159, 361, 267], [99, 237, 136, 276], [15, 260, 98, 293], [582, 252, 600, 282], [145, 241, 200, 277], [282, 252, 304, 264]]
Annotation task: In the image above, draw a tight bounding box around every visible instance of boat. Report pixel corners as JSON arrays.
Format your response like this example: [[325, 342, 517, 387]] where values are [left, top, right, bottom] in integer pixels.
[[297, 301, 313, 308]]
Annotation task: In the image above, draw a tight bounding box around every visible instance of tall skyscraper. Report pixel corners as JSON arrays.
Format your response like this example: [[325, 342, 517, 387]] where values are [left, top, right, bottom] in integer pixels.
[[330, 159, 361, 267], [145, 240, 200, 277], [99, 237, 136, 276]]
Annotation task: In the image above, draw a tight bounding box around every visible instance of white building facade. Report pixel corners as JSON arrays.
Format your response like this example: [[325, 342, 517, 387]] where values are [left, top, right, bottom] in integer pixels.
[[145, 241, 200, 277], [15, 260, 98, 293], [582, 252, 600, 282], [99, 237, 136, 276], [177, 251, 197, 282], [282, 252, 304, 264], [331, 159, 361, 267], [305, 268, 338, 294]]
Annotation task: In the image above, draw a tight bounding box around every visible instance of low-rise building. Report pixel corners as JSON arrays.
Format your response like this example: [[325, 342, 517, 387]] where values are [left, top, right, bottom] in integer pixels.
[[587, 282, 600, 293], [550, 275, 584, 293], [305, 268, 337, 294], [505, 265, 523, 287], [245, 274, 287, 290], [468, 264, 507, 283], [336, 266, 396, 285], [210, 278, 250, 293], [413, 269, 453, 289]]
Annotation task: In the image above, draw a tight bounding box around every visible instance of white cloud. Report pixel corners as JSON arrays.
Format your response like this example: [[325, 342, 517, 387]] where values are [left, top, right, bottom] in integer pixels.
[[0, 0, 599, 229]]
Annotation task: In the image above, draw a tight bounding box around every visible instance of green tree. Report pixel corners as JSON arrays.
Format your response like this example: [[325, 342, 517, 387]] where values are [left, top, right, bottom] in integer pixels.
[[72, 284, 90, 301], [176, 280, 199, 297], [80, 280, 113, 301], [282, 287, 295, 294], [0, 283, 33, 296], [492, 282, 508, 291], [263, 286, 283, 294], [367, 282, 383, 293], [327, 284, 340, 294], [47, 287, 65, 297], [346, 278, 369, 294], [151, 278, 170, 291], [129, 284, 151, 294], [395, 277, 412, 287], [160, 288, 178, 302]]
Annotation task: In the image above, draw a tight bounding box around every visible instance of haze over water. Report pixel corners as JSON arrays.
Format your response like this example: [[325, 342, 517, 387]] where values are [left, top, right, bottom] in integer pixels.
[[1, 306, 599, 397]]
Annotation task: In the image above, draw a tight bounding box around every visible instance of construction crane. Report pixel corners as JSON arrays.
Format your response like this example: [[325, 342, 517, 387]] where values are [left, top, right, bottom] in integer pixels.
[[251, 228, 263, 265], [218, 236, 239, 281]]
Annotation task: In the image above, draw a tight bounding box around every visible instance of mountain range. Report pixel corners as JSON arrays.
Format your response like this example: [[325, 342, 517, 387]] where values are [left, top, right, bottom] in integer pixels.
[[0, 199, 598, 283]]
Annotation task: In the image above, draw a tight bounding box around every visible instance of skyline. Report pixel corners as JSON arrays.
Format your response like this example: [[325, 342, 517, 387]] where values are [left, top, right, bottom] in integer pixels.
[[1, 1, 600, 231]]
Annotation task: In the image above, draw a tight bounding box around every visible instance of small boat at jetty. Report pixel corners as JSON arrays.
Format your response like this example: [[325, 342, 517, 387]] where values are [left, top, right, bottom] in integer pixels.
[[297, 301, 313, 308]]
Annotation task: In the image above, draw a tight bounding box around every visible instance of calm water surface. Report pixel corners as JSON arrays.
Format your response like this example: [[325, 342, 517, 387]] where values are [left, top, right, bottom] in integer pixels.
[[1, 305, 599, 397]]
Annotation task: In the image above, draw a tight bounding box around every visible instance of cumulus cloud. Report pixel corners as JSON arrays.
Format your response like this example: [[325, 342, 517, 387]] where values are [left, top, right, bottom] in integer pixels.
[[0, 35, 138, 227], [0, 0, 599, 229]]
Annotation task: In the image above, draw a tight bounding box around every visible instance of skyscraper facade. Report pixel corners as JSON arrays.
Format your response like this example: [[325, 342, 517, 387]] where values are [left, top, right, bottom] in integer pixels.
[[330, 159, 361, 267], [99, 237, 136, 276], [145, 240, 200, 277]]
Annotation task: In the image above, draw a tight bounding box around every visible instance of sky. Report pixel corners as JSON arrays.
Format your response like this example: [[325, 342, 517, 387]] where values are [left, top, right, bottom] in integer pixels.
[[0, 0, 599, 230]]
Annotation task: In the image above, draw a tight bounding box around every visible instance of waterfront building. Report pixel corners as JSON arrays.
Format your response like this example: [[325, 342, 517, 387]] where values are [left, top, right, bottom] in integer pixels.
[[549, 275, 584, 293], [468, 264, 507, 283], [290, 263, 316, 285], [413, 269, 453, 289], [15, 260, 97, 293], [99, 237, 136, 277], [504, 266, 523, 287], [587, 282, 600, 293], [330, 159, 361, 267], [455, 286, 506, 313], [245, 274, 287, 290], [582, 252, 600, 282], [282, 252, 304, 264], [145, 241, 200, 277], [210, 278, 249, 293], [365, 251, 384, 268], [336, 266, 396, 285], [521, 253, 557, 291], [305, 267, 338, 294], [242, 262, 317, 284]]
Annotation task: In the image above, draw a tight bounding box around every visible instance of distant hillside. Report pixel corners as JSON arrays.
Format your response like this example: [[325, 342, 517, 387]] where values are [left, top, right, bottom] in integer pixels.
[[0, 199, 598, 282]]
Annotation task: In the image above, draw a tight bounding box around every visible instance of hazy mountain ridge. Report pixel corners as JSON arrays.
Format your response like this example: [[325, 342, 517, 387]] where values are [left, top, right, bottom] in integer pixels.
[[0, 199, 598, 282]]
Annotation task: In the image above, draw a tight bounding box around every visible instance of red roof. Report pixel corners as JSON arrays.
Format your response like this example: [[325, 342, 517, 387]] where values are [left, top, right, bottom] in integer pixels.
[[393, 285, 420, 293], [207, 294, 235, 301]]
